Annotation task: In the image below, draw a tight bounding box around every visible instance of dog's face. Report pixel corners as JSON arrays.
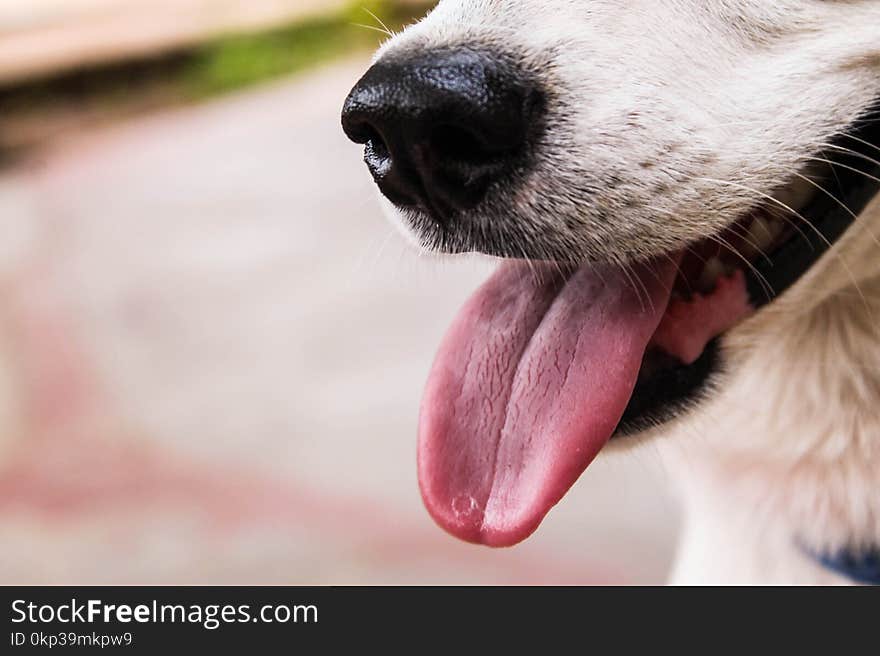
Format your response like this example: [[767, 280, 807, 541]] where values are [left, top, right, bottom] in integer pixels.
[[349, 0, 879, 263], [341, 1, 880, 547]]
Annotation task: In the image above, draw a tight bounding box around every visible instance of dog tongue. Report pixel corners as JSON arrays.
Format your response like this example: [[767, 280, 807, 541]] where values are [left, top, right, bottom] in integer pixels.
[[418, 258, 677, 547]]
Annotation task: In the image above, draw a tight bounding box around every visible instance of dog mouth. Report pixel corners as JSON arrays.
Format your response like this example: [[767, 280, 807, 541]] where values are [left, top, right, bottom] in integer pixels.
[[417, 114, 880, 547], [618, 170, 839, 434]]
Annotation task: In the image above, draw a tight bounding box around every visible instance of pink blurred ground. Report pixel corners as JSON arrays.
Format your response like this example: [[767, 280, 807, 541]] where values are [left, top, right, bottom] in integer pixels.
[[0, 60, 678, 584]]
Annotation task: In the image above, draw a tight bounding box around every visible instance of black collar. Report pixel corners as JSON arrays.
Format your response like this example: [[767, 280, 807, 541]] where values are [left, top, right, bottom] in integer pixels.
[[810, 547, 880, 585]]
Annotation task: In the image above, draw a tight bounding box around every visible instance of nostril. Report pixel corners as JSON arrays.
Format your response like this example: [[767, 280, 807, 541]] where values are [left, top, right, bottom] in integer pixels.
[[358, 126, 396, 186], [362, 126, 390, 160], [342, 115, 378, 146]]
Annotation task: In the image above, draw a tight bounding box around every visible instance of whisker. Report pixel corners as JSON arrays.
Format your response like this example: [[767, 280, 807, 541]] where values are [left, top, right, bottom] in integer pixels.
[[351, 23, 393, 37], [790, 170, 880, 251], [695, 176, 815, 250], [584, 248, 648, 313], [363, 7, 394, 36], [619, 256, 653, 314], [670, 245, 710, 299], [660, 250, 690, 295], [786, 170, 877, 320], [635, 253, 676, 303], [841, 132, 880, 159], [724, 220, 774, 266], [822, 142, 880, 172], [806, 157, 880, 185], [706, 232, 775, 300]]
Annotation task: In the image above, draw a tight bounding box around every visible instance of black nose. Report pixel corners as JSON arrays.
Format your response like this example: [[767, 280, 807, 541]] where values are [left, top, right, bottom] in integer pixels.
[[341, 49, 542, 221]]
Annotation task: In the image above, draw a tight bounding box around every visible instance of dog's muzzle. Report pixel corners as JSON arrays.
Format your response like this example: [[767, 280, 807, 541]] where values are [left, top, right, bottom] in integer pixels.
[[341, 48, 543, 224]]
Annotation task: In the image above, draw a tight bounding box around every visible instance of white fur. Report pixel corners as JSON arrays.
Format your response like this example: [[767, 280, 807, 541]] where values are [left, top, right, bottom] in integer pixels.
[[372, 0, 880, 584]]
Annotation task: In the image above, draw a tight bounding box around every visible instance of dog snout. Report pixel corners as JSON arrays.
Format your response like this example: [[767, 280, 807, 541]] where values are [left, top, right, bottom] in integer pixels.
[[341, 49, 542, 221]]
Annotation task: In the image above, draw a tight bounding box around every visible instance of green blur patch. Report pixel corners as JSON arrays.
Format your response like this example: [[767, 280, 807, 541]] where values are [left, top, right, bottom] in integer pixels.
[[0, 1, 431, 158], [183, 1, 425, 98]]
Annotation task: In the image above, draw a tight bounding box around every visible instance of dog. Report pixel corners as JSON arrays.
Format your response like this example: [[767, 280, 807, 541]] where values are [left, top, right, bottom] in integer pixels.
[[341, 0, 880, 584]]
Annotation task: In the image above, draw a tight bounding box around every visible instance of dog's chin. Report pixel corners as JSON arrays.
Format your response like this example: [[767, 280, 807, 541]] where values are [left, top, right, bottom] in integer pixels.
[[392, 114, 880, 439]]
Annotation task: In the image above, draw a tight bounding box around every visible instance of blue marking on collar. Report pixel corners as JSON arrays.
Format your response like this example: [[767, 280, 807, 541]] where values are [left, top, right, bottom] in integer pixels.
[[812, 548, 880, 585]]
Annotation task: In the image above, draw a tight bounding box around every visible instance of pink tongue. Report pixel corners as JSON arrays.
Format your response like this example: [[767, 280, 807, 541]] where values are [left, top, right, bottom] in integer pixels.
[[418, 258, 678, 547]]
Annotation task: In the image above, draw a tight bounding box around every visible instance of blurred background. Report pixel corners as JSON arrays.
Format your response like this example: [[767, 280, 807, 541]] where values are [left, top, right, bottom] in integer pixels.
[[0, 0, 678, 584]]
